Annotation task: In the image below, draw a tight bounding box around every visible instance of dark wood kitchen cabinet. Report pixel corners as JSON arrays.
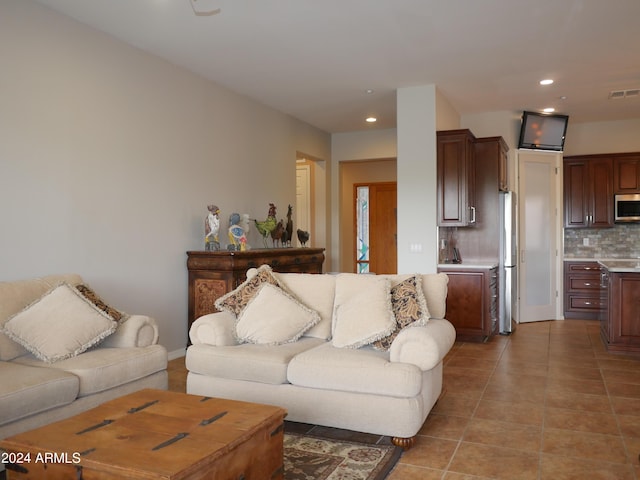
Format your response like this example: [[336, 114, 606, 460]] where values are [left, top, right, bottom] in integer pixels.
[[563, 261, 605, 320], [437, 129, 476, 227], [563, 156, 614, 228], [613, 153, 640, 193], [476, 136, 510, 192], [186, 248, 324, 342], [600, 267, 640, 355], [437, 266, 497, 341]]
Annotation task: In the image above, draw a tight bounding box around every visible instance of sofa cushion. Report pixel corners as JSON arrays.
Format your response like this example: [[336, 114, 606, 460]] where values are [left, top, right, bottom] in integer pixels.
[[235, 283, 320, 345], [2, 283, 117, 363], [186, 337, 325, 385], [331, 274, 395, 349], [287, 342, 422, 398], [373, 275, 430, 351], [274, 272, 336, 340], [417, 273, 449, 320], [0, 274, 83, 361], [0, 362, 79, 426], [215, 265, 282, 317], [12, 345, 168, 397]]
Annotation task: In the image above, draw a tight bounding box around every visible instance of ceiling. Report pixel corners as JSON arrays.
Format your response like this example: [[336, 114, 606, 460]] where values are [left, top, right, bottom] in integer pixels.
[[34, 0, 640, 133]]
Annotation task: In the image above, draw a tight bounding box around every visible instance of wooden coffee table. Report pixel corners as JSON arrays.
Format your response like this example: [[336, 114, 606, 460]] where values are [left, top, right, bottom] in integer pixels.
[[0, 389, 286, 479]]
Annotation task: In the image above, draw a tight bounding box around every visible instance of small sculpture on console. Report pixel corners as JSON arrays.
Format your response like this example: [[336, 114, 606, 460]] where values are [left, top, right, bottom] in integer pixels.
[[281, 204, 294, 247], [227, 213, 250, 251], [297, 228, 310, 247], [271, 220, 285, 247], [253, 203, 277, 248], [204, 204, 220, 251]]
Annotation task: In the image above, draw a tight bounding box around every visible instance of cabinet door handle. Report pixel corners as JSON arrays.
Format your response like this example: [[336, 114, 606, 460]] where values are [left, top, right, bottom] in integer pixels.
[[470, 206, 476, 224], [584, 282, 591, 286]]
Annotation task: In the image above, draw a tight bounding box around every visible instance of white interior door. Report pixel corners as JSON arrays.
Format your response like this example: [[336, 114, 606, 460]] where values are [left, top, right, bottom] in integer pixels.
[[296, 164, 311, 246], [517, 150, 562, 323]]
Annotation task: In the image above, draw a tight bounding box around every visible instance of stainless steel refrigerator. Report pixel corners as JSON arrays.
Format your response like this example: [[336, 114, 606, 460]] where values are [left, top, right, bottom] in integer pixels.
[[499, 191, 517, 334]]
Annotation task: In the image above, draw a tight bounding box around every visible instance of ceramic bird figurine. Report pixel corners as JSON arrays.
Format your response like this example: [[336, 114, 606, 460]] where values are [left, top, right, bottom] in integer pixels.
[[297, 228, 310, 247], [228, 213, 250, 251], [253, 203, 277, 247], [204, 204, 220, 251]]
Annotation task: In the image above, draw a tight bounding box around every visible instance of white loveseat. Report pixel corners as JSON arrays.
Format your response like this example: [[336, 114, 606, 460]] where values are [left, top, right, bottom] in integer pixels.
[[0, 274, 168, 440], [186, 266, 455, 448]]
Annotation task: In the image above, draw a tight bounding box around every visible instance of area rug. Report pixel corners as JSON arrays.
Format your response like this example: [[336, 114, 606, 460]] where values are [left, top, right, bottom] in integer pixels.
[[284, 432, 402, 480]]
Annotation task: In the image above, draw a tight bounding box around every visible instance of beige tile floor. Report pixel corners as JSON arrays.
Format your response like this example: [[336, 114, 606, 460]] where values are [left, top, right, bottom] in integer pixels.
[[169, 320, 640, 479]]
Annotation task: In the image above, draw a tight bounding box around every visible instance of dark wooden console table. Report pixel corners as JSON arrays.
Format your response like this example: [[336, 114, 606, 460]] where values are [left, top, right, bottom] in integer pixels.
[[186, 248, 325, 341]]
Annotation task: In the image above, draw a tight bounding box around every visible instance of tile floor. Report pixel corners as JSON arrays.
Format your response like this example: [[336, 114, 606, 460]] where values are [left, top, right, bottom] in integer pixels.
[[169, 319, 640, 479]]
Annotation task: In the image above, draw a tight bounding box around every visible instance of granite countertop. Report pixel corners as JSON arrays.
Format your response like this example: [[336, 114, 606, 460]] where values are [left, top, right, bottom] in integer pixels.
[[597, 259, 640, 273], [438, 261, 499, 270]]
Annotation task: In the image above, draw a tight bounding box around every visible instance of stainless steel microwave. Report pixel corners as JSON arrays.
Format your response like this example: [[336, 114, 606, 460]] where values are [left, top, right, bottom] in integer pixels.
[[615, 193, 640, 222]]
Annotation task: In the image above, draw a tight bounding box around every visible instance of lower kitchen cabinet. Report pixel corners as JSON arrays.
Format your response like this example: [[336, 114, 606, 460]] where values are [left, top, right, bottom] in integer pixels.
[[563, 261, 605, 320], [437, 266, 498, 342], [600, 267, 640, 355]]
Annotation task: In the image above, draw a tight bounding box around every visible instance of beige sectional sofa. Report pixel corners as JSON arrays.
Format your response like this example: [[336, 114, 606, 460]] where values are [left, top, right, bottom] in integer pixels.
[[0, 274, 168, 440], [186, 266, 455, 448]]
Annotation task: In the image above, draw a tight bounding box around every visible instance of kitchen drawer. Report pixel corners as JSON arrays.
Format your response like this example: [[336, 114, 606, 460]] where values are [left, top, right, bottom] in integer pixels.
[[565, 262, 603, 275], [566, 294, 605, 311], [566, 276, 602, 292]]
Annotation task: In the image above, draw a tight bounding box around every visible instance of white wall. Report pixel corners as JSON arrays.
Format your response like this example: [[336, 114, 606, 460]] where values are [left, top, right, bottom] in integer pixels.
[[0, 0, 330, 357], [563, 118, 640, 156], [396, 85, 438, 273]]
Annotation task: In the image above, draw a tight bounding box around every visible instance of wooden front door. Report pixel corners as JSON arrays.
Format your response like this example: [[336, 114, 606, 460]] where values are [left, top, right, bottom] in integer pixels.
[[354, 182, 397, 274]]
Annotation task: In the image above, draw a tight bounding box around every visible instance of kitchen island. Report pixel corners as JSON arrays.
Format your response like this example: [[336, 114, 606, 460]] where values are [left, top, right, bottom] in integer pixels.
[[598, 259, 640, 355]]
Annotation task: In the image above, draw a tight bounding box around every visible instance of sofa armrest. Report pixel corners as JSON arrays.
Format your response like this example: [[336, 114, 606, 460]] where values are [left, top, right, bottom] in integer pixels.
[[189, 312, 239, 346], [100, 315, 159, 348], [389, 319, 456, 370]]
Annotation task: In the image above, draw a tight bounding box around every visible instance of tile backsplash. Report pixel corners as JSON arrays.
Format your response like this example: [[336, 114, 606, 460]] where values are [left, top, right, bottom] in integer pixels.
[[564, 224, 640, 259]]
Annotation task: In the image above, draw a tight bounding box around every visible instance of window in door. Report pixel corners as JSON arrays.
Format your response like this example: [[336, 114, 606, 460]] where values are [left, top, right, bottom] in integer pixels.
[[356, 186, 370, 273]]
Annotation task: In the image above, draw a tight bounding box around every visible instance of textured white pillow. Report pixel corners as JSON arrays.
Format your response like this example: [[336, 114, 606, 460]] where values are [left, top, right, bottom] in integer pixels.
[[1, 283, 117, 363], [235, 283, 320, 345], [331, 274, 395, 348]]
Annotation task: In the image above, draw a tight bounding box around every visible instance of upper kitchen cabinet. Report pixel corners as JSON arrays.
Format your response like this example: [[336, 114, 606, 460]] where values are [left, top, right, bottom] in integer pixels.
[[563, 155, 614, 228], [437, 129, 476, 226], [614, 153, 640, 194], [475, 136, 510, 192]]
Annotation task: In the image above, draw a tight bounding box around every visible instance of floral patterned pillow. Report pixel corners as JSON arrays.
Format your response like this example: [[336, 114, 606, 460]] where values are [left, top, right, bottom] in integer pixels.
[[215, 264, 282, 317], [373, 275, 430, 351]]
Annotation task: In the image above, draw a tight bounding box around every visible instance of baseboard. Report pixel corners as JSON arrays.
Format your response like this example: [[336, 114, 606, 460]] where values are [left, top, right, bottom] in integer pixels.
[[168, 348, 186, 360]]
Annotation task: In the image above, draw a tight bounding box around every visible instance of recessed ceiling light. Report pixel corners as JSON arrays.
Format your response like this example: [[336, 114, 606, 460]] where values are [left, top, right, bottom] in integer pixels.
[[365, 117, 377, 123], [543, 107, 555, 113], [540, 79, 554, 86], [365, 89, 374, 94]]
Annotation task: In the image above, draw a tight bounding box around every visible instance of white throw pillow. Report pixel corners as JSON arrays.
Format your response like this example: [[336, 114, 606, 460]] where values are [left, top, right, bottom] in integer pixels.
[[235, 283, 320, 345], [1, 283, 117, 363], [331, 274, 395, 348]]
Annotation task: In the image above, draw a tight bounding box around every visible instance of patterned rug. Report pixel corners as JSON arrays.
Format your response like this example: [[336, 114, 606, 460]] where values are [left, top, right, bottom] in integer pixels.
[[284, 432, 402, 480]]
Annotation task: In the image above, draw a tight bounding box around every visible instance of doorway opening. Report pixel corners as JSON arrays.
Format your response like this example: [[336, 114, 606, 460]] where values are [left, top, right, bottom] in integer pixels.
[[339, 158, 397, 273]]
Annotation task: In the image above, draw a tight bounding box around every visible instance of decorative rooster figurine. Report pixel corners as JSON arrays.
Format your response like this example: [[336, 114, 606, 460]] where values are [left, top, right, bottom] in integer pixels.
[[253, 203, 277, 247], [282, 204, 294, 247]]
